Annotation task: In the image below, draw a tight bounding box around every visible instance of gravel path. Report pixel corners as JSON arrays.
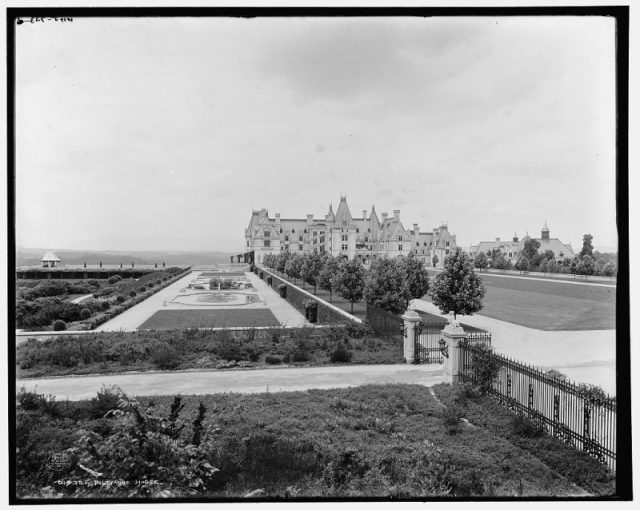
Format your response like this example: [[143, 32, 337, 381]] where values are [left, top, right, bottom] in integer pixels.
[[16, 364, 445, 401]]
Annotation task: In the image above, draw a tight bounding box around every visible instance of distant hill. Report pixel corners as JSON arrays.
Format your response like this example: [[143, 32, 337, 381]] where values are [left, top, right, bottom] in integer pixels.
[[16, 247, 237, 267]]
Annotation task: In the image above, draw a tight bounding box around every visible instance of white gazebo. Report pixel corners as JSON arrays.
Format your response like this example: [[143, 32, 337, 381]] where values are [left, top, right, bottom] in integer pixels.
[[41, 251, 61, 268]]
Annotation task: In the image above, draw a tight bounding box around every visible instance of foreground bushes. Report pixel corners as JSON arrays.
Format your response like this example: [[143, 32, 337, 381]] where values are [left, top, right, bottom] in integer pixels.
[[17, 324, 402, 378], [15, 385, 615, 499]]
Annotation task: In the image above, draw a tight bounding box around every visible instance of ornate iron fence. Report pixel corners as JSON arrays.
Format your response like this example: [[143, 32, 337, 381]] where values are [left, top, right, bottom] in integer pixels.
[[415, 327, 491, 365], [458, 341, 617, 473]]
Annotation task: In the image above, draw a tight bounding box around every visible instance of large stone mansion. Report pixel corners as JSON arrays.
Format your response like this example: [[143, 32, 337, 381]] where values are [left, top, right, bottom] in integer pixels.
[[245, 196, 457, 267]]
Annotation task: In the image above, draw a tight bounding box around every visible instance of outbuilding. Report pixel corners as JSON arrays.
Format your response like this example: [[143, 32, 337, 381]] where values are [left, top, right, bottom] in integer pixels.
[[41, 251, 61, 268]]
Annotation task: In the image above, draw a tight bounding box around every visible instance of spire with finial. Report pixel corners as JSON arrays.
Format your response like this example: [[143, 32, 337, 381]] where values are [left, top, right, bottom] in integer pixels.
[[541, 221, 550, 240]]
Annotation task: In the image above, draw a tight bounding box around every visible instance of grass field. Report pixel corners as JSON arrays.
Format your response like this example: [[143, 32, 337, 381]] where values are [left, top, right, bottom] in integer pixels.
[[138, 309, 280, 329], [424, 273, 616, 331]]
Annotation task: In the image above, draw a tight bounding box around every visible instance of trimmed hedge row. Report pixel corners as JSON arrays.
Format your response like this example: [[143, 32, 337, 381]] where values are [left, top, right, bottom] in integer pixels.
[[261, 268, 355, 325]]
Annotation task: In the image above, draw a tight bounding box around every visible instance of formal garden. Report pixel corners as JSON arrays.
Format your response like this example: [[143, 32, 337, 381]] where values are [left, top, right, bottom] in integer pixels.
[[15, 382, 615, 499], [15, 267, 190, 331]]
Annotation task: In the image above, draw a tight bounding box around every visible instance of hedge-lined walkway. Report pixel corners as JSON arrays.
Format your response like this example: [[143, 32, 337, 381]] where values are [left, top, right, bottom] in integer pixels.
[[245, 271, 308, 327], [261, 269, 367, 321]]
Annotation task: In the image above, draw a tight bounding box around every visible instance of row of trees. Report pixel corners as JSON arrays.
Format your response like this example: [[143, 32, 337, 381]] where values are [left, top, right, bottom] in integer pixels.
[[474, 234, 617, 277], [262, 248, 486, 318]]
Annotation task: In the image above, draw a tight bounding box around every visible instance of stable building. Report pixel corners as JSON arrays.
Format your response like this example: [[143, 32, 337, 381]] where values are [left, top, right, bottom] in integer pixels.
[[469, 223, 575, 263]]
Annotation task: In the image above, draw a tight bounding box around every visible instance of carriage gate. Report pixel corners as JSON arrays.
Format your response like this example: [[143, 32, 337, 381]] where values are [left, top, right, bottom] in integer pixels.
[[415, 327, 491, 364], [458, 341, 617, 473]]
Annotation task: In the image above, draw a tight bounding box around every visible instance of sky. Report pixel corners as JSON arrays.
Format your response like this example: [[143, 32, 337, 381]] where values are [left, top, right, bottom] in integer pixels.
[[14, 15, 618, 253]]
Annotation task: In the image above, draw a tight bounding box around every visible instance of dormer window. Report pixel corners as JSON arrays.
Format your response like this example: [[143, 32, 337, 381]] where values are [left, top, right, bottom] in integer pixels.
[[399, 236, 403, 241], [292, 229, 295, 233], [264, 231, 270, 237]]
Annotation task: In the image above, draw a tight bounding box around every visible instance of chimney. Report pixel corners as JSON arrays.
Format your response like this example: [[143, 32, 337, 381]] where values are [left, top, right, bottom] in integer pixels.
[[362, 210, 367, 219], [381, 212, 388, 222], [513, 233, 518, 242], [259, 208, 267, 221], [413, 223, 420, 238], [393, 210, 400, 221], [306, 214, 313, 226], [275, 213, 281, 226]]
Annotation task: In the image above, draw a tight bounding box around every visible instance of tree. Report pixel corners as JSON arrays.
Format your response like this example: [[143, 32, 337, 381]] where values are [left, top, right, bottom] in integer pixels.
[[364, 257, 411, 314], [429, 248, 486, 318], [474, 252, 489, 269], [284, 253, 303, 283], [432, 254, 439, 268], [300, 252, 325, 294], [333, 258, 366, 313], [575, 254, 595, 275], [398, 252, 430, 300], [317, 255, 341, 302], [602, 261, 617, 277], [514, 253, 530, 271], [275, 252, 290, 274], [522, 238, 541, 260], [580, 234, 594, 258], [489, 249, 510, 270]]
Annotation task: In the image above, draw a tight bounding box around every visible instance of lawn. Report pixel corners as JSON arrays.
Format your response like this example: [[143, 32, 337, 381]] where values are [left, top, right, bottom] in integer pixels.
[[138, 309, 281, 329], [274, 269, 615, 331], [15, 383, 615, 499], [423, 274, 616, 331]]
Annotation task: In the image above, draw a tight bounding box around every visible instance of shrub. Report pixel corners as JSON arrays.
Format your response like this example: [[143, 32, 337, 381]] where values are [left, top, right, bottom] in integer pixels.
[[330, 343, 353, 363], [100, 301, 111, 311], [148, 283, 154, 288], [116, 295, 125, 303], [151, 343, 180, 369], [65, 392, 218, 497], [129, 291, 137, 298], [512, 414, 545, 438], [265, 355, 283, 365], [52, 320, 66, 331], [107, 275, 123, 285], [16, 386, 42, 411], [442, 404, 463, 435], [139, 286, 147, 292], [287, 346, 311, 363], [80, 308, 92, 320], [88, 385, 122, 419]]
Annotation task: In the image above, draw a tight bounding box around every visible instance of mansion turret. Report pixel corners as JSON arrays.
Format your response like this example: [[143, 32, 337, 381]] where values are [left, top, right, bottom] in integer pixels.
[[245, 196, 457, 266]]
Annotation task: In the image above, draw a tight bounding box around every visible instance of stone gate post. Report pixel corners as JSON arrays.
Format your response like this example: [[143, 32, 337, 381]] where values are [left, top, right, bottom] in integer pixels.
[[441, 316, 468, 383], [401, 309, 422, 364]]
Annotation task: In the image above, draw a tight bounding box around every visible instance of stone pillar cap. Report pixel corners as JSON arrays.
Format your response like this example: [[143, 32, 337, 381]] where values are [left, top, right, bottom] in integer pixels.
[[402, 309, 422, 321]]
